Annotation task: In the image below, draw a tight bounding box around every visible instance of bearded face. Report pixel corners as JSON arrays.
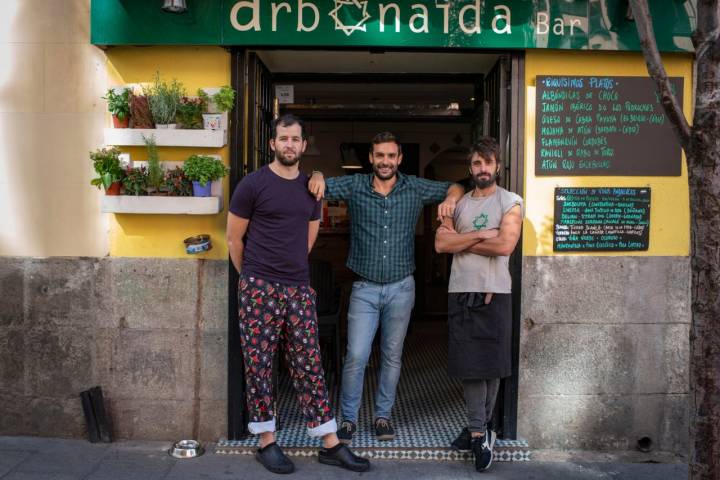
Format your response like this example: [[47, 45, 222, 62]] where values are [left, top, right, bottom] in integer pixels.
[[469, 153, 499, 189], [471, 169, 499, 188], [369, 142, 402, 180], [275, 147, 302, 167], [270, 123, 306, 167]]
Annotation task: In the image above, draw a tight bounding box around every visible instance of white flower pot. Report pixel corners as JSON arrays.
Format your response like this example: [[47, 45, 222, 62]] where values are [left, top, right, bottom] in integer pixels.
[[156, 123, 177, 129], [203, 113, 223, 131]]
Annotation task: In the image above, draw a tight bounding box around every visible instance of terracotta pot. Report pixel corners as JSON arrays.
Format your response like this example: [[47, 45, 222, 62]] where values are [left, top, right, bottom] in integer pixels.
[[112, 115, 129, 128], [106, 181, 122, 195]]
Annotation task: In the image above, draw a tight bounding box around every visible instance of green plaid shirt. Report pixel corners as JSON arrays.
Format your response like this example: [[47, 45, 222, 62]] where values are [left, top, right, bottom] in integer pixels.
[[325, 173, 452, 283]]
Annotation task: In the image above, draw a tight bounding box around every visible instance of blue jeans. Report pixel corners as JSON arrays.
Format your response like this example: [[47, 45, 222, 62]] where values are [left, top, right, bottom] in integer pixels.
[[340, 275, 415, 422]]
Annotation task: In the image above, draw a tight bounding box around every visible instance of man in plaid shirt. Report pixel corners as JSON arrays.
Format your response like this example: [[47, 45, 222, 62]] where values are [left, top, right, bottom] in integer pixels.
[[309, 132, 464, 443]]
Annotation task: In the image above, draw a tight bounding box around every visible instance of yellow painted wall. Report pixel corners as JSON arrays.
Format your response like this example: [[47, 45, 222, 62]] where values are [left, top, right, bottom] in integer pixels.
[[523, 50, 692, 257], [106, 47, 230, 259]]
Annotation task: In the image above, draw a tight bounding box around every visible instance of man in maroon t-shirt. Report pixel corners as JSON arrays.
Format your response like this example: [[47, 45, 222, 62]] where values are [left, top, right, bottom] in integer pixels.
[[227, 114, 369, 474]]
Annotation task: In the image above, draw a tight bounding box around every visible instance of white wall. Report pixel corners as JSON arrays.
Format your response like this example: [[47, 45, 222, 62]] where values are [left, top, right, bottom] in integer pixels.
[[0, 0, 109, 257]]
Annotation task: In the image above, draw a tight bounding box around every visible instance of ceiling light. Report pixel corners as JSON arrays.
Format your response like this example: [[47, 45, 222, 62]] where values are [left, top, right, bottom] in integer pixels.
[[162, 0, 187, 14], [340, 143, 363, 169]]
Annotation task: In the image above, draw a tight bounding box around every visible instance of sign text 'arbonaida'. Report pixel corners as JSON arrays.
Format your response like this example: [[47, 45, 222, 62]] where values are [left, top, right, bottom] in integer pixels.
[[536, 76, 683, 176], [553, 187, 651, 252], [90, 1, 696, 52]]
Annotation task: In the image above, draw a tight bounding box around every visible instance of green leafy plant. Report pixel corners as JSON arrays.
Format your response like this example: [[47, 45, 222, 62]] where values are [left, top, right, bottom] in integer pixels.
[[183, 155, 229, 186], [197, 89, 210, 109], [176, 96, 205, 129], [197, 86, 236, 113], [90, 147, 124, 190], [143, 135, 165, 192], [164, 166, 193, 196], [144, 72, 185, 125], [214, 85, 236, 112], [121, 166, 149, 196], [102, 88, 131, 121]]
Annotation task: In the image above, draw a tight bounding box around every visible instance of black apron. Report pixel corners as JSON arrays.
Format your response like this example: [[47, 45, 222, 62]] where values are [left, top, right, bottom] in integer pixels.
[[447, 292, 512, 379]]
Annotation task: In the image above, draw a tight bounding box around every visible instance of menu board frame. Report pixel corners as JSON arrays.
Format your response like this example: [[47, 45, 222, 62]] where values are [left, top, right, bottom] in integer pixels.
[[553, 187, 651, 252], [536, 76, 683, 176]]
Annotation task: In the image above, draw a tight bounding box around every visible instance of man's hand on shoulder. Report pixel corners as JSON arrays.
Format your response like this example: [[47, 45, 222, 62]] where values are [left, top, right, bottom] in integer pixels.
[[437, 198, 457, 221], [308, 171, 325, 201], [436, 183, 464, 220]]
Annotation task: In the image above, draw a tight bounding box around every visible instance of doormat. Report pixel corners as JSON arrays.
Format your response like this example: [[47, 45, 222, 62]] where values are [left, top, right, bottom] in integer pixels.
[[218, 332, 531, 462]]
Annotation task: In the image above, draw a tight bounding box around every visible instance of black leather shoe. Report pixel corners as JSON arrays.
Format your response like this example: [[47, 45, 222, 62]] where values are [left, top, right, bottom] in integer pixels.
[[318, 444, 370, 472], [451, 427, 471, 452], [255, 442, 294, 474]]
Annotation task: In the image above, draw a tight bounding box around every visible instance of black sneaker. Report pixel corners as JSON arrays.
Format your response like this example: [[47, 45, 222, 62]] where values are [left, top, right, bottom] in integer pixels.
[[471, 431, 497, 472], [451, 427, 471, 452], [255, 442, 294, 474], [337, 420, 357, 445], [487, 428, 497, 450], [374, 417, 395, 441], [318, 444, 371, 472]]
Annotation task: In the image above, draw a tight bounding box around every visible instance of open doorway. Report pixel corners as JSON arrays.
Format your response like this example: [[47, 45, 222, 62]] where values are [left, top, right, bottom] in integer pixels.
[[227, 49, 524, 447]]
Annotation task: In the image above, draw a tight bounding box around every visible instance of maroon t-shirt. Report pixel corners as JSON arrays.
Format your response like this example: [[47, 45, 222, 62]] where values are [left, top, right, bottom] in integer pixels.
[[229, 165, 321, 286]]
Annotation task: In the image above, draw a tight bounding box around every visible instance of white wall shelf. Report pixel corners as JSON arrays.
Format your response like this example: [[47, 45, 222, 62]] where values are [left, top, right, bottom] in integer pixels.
[[104, 128, 227, 147], [101, 196, 222, 215]]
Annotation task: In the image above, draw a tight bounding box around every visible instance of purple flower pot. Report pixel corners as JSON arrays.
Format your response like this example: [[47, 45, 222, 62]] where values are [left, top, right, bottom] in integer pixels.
[[192, 180, 212, 197]]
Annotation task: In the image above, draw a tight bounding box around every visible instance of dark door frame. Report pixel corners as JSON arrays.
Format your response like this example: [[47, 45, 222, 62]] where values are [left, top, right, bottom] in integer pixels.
[[227, 48, 275, 439], [504, 51, 525, 439], [227, 48, 526, 441], [227, 47, 247, 440]]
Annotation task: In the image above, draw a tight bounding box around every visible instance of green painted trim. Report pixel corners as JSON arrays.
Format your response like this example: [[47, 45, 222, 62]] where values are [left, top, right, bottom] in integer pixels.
[[91, 0, 696, 52], [91, 0, 221, 45]]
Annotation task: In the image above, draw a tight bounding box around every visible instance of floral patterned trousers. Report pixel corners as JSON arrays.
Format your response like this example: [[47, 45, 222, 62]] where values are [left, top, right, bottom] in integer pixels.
[[238, 274, 336, 437]]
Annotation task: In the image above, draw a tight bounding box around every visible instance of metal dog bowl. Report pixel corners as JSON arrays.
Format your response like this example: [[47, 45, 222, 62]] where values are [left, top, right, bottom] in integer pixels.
[[168, 439, 204, 459]]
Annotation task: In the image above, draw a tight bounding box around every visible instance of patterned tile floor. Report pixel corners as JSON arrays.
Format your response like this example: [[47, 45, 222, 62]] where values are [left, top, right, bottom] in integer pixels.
[[218, 327, 530, 461]]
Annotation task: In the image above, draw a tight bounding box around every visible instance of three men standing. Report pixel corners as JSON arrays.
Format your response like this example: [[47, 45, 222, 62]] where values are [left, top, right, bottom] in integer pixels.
[[309, 132, 464, 443], [435, 137, 523, 472], [228, 118, 521, 474], [226, 114, 369, 474]]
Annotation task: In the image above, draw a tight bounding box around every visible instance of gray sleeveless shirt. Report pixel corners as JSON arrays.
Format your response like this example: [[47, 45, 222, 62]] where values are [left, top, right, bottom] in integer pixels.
[[448, 187, 523, 293]]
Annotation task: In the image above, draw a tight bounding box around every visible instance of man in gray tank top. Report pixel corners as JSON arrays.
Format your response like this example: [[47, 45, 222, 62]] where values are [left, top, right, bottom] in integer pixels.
[[435, 137, 523, 472]]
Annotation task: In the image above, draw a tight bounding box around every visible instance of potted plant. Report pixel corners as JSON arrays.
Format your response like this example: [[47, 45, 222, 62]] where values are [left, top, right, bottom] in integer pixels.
[[176, 96, 205, 129], [102, 87, 131, 128], [121, 166, 149, 196], [129, 94, 154, 129], [145, 72, 185, 129], [198, 85, 236, 130], [143, 135, 165, 195], [90, 147, 124, 195], [183, 154, 229, 197], [164, 166, 193, 196]]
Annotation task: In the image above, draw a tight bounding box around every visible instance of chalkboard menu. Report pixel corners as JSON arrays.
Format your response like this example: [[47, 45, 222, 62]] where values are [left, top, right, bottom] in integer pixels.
[[554, 187, 651, 252], [536, 76, 682, 176]]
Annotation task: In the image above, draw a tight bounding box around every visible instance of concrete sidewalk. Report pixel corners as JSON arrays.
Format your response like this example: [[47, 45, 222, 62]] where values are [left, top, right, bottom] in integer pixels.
[[0, 437, 687, 480]]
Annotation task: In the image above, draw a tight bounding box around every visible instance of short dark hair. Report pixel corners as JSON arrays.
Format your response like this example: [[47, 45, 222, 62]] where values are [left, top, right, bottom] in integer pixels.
[[271, 114, 305, 139], [467, 137, 500, 165], [371, 131, 402, 155]]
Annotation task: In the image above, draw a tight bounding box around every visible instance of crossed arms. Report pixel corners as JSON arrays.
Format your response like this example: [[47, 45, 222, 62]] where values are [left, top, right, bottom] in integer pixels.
[[434, 204, 523, 257]]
